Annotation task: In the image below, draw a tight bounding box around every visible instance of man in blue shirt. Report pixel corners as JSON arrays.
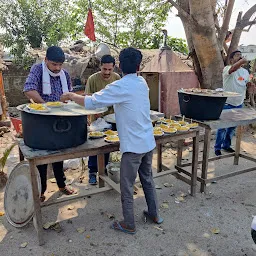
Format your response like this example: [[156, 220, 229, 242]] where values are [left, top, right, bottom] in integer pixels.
[[61, 47, 163, 234]]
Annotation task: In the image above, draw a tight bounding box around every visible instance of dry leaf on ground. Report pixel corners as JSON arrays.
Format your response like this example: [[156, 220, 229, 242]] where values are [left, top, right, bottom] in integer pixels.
[[43, 222, 56, 230], [20, 242, 28, 248], [0, 212, 5, 216], [211, 228, 220, 234], [160, 203, 169, 209], [77, 227, 86, 234], [163, 183, 173, 188], [154, 226, 163, 231]]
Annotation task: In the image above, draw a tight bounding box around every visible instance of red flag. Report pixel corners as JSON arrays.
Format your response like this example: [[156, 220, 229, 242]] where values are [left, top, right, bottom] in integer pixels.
[[84, 8, 96, 41]]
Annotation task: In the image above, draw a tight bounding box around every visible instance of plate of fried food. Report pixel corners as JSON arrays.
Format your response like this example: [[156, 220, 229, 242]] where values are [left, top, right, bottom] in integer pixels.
[[88, 131, 105, 139], [169, 123, 181, 129], [187, 122, 199, 129], [153, 127, 164, 137], [27, 103, 50, 113], [161, 119, 177, 125], [178, 120, 189, 126], [104, 130, 118, 136], [45, 101, 64, 108], [162, 127, 177, 134], [104, 135, 120, 143], [177, 126, 190, 132]]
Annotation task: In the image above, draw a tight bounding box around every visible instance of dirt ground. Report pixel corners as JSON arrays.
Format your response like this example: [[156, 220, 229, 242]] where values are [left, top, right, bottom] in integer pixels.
[[1, 127, 256, 256]]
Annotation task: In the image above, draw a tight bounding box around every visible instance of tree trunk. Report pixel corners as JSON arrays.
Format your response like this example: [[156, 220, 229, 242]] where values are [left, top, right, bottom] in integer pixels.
[[178, 0, 203, 86], [189, 0, 224, 89]]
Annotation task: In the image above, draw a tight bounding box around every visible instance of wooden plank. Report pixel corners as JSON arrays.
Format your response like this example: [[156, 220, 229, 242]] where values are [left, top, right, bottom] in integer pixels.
[[177, 139, 183, 167], [205, 166, 256, 183], [19, 139, 120, 161], [19, 129, 198, 164], [202, 109, 256, 130], [177, 109, 256, 130], [161, 164, 169, 171], [191, 131, 199, 196], [200, 128, 211, 193], [99, 175, 121, 194], [155, 131, 197, 145], [157, 144, 162, 173], [172, 172, 191, 185], [97, 154, 105, 188], [180, 153, 235, 167], [34, 147, 119, 166], [234, 125, 242, 165], [175, 165, 204, 183], [153, 169, 178, 178], [29, 160, 44, 246], [239, 153, 256, 162], [42, 186, 112, 207]]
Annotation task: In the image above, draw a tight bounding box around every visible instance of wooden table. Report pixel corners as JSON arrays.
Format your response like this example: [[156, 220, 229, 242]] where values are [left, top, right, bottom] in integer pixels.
[[179, 108, 256, 193], [18, 128, 199, 245]]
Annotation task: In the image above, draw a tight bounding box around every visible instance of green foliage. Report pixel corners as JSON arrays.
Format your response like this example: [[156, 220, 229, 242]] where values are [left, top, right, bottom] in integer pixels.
[[0, 0, 188, 60], [0, 0, 75, 58], [74, 0, 172, 49], [150, 35, 189, 54], [0, 143, 17, 173]]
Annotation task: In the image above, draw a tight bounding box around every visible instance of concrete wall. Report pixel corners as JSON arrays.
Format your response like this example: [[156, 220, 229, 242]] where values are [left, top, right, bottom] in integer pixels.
[[2, 65, 29, 107]]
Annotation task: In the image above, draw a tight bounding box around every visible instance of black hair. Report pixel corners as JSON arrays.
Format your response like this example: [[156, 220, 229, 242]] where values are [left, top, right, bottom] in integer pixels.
[[101, 55, 115, 66], [119, 47, 142, 74], [230, 50, 241, 60], [46, 46, 65, 63]]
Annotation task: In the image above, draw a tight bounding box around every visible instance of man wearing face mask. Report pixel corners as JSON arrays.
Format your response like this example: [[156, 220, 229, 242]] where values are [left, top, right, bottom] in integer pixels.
[[23, 46, 75, 202], [214, 50, 250, 156]]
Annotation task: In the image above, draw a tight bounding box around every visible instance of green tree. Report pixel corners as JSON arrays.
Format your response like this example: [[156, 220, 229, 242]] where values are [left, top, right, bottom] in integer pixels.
[[73, 0, 172, 49], [0, 0, 75, 59]]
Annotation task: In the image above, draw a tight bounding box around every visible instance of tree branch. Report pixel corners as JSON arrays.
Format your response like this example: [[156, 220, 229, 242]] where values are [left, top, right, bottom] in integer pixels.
[[219, 0, 235, 46], [243, 17, 256, 31], [241, 19, 256, 29], [242, 4, 256, 21], [166, 0, 194, 25]]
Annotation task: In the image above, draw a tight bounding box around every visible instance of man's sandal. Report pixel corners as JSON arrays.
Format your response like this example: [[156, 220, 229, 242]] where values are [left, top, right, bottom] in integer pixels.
[[143, 210, 164, 224], [111, 221, 136, 235], [59, 186, 75, 195]]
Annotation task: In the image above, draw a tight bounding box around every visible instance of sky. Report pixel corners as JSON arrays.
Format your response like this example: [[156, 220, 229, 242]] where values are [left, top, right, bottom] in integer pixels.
[[166, 0, 256, 46]]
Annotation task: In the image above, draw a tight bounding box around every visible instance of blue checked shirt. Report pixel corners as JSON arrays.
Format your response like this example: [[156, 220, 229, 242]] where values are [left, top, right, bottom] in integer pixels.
[[23, 63, 72, 102]]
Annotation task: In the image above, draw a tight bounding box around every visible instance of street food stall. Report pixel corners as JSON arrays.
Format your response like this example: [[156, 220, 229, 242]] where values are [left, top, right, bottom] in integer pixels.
[[4, 101, 200, 245], [176, 88, 256, 193]]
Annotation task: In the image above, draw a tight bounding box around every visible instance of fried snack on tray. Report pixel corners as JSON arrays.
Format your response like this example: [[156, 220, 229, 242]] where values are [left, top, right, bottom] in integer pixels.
[[104, 130, 118, 136], [105, 136, 119, 142], [46, 101, 62, 107], [28, 103, 46, 111], [89, 131, 104, 137]]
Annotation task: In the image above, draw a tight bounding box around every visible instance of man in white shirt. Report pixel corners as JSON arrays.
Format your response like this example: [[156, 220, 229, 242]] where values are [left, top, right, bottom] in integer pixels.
[[61, 47, 163, 234], [215, 50, 250, 156]]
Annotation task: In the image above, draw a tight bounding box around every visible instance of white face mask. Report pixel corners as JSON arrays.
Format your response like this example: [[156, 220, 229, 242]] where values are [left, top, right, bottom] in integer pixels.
[[43, 61, 62, 77]]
